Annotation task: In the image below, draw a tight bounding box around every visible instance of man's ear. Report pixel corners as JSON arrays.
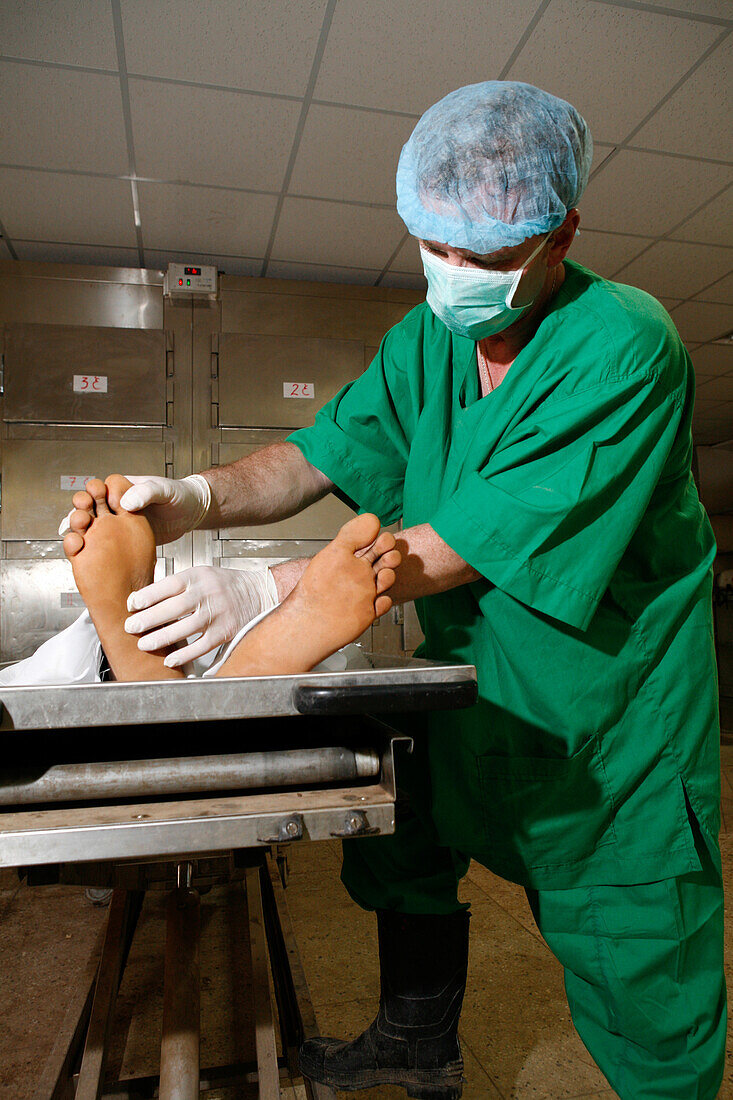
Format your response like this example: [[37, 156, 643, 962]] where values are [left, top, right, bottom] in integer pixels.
[[549, 209, 580, 265]]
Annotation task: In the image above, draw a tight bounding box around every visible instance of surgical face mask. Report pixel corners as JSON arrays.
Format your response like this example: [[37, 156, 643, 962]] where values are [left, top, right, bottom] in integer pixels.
[[420, 233, 551, 339]]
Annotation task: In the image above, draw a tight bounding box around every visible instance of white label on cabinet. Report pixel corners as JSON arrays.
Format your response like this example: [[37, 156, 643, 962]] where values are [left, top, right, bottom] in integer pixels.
[[73, 374, 108, 393], [283, 381, 315, 399], [60, 475, 94, 491]]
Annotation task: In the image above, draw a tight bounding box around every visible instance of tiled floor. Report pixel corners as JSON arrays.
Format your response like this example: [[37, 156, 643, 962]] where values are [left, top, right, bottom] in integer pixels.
[[284, 742, 733, 1100], [0, 747, 731, 1098]]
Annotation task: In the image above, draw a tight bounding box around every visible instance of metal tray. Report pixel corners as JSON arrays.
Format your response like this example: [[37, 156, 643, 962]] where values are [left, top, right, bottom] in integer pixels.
[[0, 653, 478, 732], [0, 656, 477, 867]]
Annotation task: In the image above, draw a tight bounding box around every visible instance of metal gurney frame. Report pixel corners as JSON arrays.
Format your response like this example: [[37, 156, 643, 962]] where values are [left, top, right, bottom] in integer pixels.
[[0, 654, 477, 1099]]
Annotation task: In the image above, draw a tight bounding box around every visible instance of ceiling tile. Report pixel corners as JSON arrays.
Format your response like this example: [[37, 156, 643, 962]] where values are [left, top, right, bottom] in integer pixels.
[[130, 80, 301, 191], [1, 62, 129, 174], [591, 145, 616, 172], [146, 249, 261, 277], [0, 169, 137, 246], [691, 344, 733, 376], [314, 0, 539, 113], [137, 183, 277, 255], [672, 185, 733, 247], [659, 298, 685, 310], [668, 300, 732, 342], [569, 229, 651, 277], [633, 36, 732, 160], [390, 237, 424, 275], [505, 0, 719, 144], [266, 261, 379, 285], [270, 197, 406, 268], [380, 271, 426, 291], [579, 149, 730, 236], [638, 0, 733, 15], [696, 271, 733, 304], [13, 241, 139, 267], [614, 241, 733, 299], [0, 1, 117, 68], [289, 105, 414, 204], [121, 0, 327, 96]]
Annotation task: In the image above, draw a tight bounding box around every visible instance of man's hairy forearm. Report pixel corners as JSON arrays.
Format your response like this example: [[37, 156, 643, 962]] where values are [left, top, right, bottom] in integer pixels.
[[196, 439, 479, 604], [199, 441, 334, 529], [389, 523, 481, 602], [271, 522, 479, 604]]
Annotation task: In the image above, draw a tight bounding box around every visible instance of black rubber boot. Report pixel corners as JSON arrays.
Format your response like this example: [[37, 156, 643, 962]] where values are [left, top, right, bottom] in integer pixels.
[[299, 908, 469, 1099]]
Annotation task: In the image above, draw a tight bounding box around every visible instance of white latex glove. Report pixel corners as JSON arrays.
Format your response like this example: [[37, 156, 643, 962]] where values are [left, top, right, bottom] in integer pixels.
[[57, 473, 212, 543], [120, 474, 211, 544], [124, 563, 279, 667]]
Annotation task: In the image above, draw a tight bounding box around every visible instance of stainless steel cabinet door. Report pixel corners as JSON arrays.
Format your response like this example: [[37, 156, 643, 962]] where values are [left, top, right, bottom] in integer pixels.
[[1, 559, 85, 663], [0, 557, 167, 664], [1, 440, 167, 541], [217, 334, 363, 429], [3, 323, 167, 425]]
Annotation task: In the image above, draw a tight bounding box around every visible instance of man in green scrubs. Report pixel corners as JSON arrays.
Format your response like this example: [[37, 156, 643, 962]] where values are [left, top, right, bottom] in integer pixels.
[[119, 82, 726, 1099]]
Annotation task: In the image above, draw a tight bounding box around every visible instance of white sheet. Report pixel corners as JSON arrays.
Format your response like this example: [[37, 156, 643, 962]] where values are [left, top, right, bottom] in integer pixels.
[[0, 607, 364, 686], [0, 610, 102, 686]]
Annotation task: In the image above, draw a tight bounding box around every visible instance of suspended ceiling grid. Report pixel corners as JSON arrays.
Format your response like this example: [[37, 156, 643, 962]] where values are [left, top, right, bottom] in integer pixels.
[[0, 0, 731, 443]]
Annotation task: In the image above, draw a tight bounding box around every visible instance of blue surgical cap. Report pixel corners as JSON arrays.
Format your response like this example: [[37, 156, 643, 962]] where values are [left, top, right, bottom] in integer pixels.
[[396, 81, 593, 254]]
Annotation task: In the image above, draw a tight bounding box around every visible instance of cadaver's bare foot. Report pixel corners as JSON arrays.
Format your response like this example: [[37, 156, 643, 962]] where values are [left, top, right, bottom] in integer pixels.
[[63, 476, 183, 681], [218, 513, 401, 678]]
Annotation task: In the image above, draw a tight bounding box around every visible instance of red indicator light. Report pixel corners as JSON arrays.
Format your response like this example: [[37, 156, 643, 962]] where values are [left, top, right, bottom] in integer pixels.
[[178, 279, 183, 286]]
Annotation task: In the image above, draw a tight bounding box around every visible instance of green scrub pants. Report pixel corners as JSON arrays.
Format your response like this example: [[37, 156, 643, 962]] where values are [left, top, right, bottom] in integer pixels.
[[341, 803, 727, 1100]]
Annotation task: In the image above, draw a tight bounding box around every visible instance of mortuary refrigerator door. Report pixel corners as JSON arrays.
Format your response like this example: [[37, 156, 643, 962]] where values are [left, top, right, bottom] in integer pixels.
[[2, 322, 167, 426], [1, 439, 168, 542], [216, 333, 363, 429]]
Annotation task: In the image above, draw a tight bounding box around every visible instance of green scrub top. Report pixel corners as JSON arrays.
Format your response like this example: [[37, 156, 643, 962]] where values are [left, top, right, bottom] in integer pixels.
[[289, 260, 720, 889]]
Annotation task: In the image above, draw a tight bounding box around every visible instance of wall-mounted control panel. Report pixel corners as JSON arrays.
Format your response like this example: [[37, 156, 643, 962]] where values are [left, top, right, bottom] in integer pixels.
[[163, 263, 218, 299]]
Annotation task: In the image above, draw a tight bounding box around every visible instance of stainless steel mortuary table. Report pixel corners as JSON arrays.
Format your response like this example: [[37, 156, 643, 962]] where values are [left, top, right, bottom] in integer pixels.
[[0, 653, 477, 1100]]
